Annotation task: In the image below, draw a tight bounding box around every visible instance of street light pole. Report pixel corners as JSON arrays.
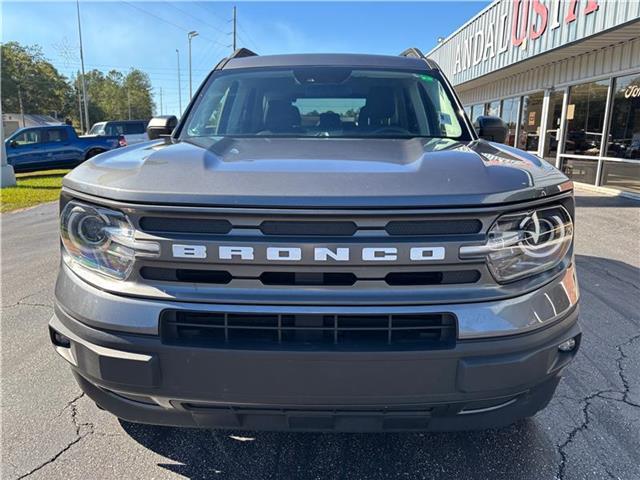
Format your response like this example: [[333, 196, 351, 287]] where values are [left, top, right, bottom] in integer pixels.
[[188, 31, 199, 100], [232, 6, 237, 51], [76, 0, 90, 132], [176, 49, 182, 114]]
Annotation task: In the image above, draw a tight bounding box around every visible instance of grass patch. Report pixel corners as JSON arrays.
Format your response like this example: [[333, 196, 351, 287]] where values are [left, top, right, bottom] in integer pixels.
[[1, 169, 70, 213]]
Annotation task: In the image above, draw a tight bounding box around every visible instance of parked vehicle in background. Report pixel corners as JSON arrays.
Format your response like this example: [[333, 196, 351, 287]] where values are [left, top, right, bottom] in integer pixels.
[[4, 125, 124, 172], [88, 120, 149, 145]]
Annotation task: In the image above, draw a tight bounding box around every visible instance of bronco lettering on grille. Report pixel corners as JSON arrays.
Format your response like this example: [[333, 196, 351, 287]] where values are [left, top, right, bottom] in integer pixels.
[[171, 245, 446, 262]]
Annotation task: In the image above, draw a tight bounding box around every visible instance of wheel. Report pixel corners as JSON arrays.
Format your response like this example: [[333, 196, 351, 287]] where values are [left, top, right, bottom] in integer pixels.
[[85, 148, 105, 160]]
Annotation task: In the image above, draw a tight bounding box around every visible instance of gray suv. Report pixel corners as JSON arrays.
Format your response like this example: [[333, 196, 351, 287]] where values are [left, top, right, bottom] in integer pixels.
[[50, 49, 580, 432]]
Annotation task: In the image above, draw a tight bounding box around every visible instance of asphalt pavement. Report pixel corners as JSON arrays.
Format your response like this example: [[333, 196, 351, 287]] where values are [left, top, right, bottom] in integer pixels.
[[1, 189, 639, 480]]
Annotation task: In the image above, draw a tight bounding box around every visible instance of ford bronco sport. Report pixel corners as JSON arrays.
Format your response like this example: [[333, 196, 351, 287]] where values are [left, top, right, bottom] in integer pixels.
[[50, 48, 580, 431]]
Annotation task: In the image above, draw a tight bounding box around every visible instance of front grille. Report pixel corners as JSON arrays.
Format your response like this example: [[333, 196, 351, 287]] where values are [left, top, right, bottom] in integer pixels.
[[141, 267, 481, 286], [161, 310, 457, 350]]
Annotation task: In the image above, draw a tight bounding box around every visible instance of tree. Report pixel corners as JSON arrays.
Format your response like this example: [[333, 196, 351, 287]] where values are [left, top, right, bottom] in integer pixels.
[[1, 42, 74, 118]]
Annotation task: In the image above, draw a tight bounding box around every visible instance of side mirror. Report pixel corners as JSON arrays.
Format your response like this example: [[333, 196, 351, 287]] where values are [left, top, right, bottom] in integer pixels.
[[474, 116, 508, 144], [147, 115, 178, 140], [10, 140, 18, 148]]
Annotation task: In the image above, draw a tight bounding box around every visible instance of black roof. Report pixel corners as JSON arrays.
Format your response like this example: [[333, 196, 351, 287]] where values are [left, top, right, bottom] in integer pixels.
[[222, 53, 431, 71]]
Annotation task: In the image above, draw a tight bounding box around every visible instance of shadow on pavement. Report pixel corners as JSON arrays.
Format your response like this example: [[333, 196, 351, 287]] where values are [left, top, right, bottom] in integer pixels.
[[120, 416, 555, 479]]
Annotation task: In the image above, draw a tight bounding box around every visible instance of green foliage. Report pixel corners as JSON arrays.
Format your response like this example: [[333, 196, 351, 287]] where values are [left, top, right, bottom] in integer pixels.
[[0, 169, 70, 213], [2, 42, 155, 129], [1, 42, 74, 118]]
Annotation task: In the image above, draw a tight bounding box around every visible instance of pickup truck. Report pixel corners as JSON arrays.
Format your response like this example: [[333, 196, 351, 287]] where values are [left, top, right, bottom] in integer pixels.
[[50, 49, 580, 432], [88, 120, 149, 146], [4, 124, 124, 172]]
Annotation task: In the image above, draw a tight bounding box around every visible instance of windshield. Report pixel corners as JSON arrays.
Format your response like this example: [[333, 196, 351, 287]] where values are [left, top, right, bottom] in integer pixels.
[[88, 123, 106, 135], [181, 68, 468, 140]]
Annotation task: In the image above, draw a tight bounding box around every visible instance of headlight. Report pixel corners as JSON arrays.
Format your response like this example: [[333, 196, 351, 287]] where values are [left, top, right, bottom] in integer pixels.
[[60, 200, 159, 280], [460, 205, 573, 283]]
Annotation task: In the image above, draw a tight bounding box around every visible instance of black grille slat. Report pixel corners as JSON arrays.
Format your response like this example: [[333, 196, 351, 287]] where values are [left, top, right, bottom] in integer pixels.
[[161, 311, 456, 350], [139, 217, 232, 234], [385, 219, 482, 236], [260, 221, 358, 236], [141, 267, 480, 286]]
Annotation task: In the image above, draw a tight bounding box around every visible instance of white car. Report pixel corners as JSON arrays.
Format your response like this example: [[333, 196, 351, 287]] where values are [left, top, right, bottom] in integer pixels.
[[88, 120, 149, 146]]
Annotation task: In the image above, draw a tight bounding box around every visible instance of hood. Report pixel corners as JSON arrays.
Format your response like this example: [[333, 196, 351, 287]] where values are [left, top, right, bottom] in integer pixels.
[[63, 137, 571, 208]]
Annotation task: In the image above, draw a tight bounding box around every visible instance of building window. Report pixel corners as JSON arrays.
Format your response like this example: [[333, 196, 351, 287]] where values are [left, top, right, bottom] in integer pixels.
[[607, 73, 640, 159], [464, 105, 472, 119], [543, 90, 564, 162], [561, 158, 599, 185], [517, 91, 544, 152], [470, 104, 484, 124], [485, 100, 500, 117], [601, 161, 640, 193], [501, 97, 519, 147], [563, 79, 609, 156]]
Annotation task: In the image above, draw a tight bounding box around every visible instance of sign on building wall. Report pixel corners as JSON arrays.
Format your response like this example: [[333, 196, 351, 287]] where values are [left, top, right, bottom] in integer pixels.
[[427, 0, 640, 86]]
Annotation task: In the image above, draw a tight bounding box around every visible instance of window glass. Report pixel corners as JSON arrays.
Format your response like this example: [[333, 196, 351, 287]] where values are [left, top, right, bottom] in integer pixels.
[[464, 105, 472, 119], [601, 161, 640, 193], [501, 97, 519, 147], [124, 122, 146, 134], [561, 157, 598, 185], [293, 98, 366, 129], [88, 123, 106, 135], [12, 130, 41, 145], [182, 68, 467, 140], [105, 123, 125, 136], [517, 91, 544, 151], [607, 73, 640, 159], [44, 128, 68, 143], [563, 80, 609, 156], [543, 90, 564, 162], [485, 100, 500, 117], [470, 104, 483, 124]]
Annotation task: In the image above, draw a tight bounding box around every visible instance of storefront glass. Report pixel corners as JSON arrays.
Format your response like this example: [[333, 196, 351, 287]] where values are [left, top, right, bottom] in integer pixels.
[[470, 104, 484, 124], [543, 90, 564, 162], [607, 73, 640, 159], [601, 161, 640, 193], [517, 92, 544, 151], [501, 97, 519, 147], [485, 100, 500, 117], [563, 80, 609, 156]]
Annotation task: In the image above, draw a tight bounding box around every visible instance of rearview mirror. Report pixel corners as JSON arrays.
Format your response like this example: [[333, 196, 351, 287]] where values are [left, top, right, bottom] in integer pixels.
[[474, 116, 508, 144], [147, 115, 178, 140]]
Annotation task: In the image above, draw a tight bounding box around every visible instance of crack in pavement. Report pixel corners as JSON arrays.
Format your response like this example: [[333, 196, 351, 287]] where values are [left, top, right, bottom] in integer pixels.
[[2, 290, 53, 310], [15, 393, 95, 480], [554, 334, 640, 480]]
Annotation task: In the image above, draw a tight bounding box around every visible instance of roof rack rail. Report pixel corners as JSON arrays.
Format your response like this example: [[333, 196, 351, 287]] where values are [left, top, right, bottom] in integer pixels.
[[399, 48, 439, 70], [214, 48, 259, 70]]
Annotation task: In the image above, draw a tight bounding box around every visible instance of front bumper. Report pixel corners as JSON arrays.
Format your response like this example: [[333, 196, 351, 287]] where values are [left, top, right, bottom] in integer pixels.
[[50, 295, 580, 431]]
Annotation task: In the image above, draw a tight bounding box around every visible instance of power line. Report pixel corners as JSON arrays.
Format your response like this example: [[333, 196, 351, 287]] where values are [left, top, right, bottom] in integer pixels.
[[120, 1, 226, 48], [163, 1, 227, 36]]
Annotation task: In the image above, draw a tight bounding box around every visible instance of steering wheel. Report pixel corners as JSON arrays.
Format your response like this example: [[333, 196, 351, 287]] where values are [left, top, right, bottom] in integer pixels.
[[371, 126, 412, 136]]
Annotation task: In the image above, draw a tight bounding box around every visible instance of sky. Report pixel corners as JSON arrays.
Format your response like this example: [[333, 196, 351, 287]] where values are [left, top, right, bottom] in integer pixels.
[[2, 1, 490, 118]]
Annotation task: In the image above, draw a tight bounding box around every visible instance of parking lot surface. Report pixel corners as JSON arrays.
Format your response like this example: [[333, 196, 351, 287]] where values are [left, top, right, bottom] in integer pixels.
[[1, 189, 639, 480]]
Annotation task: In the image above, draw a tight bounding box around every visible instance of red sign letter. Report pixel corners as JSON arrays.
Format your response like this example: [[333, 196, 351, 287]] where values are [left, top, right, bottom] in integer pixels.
[[530, 0, 548, 40], [565, 0, 577, 23], [584, 0, 599, 15], [512, 0, 530, 47]]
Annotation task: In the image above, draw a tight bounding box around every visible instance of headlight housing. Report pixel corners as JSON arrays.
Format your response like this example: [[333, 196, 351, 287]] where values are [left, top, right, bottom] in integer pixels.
[[60, 200, 158, 280], [460, 204, 573, 283]]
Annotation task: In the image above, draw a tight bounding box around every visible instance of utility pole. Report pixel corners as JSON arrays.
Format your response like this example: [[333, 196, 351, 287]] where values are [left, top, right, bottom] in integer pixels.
[[176, 49, 182, 114], [188, 31, 199, 100], [76, 76, 84, 132], [160, 87, 163, 115], [17, 86, 25, 127], [232, 6, 237, 51], [76, 0, 90, 132]]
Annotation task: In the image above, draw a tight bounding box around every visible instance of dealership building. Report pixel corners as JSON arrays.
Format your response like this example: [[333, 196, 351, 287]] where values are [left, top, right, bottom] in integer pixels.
[[428, 0, 640, 195]]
